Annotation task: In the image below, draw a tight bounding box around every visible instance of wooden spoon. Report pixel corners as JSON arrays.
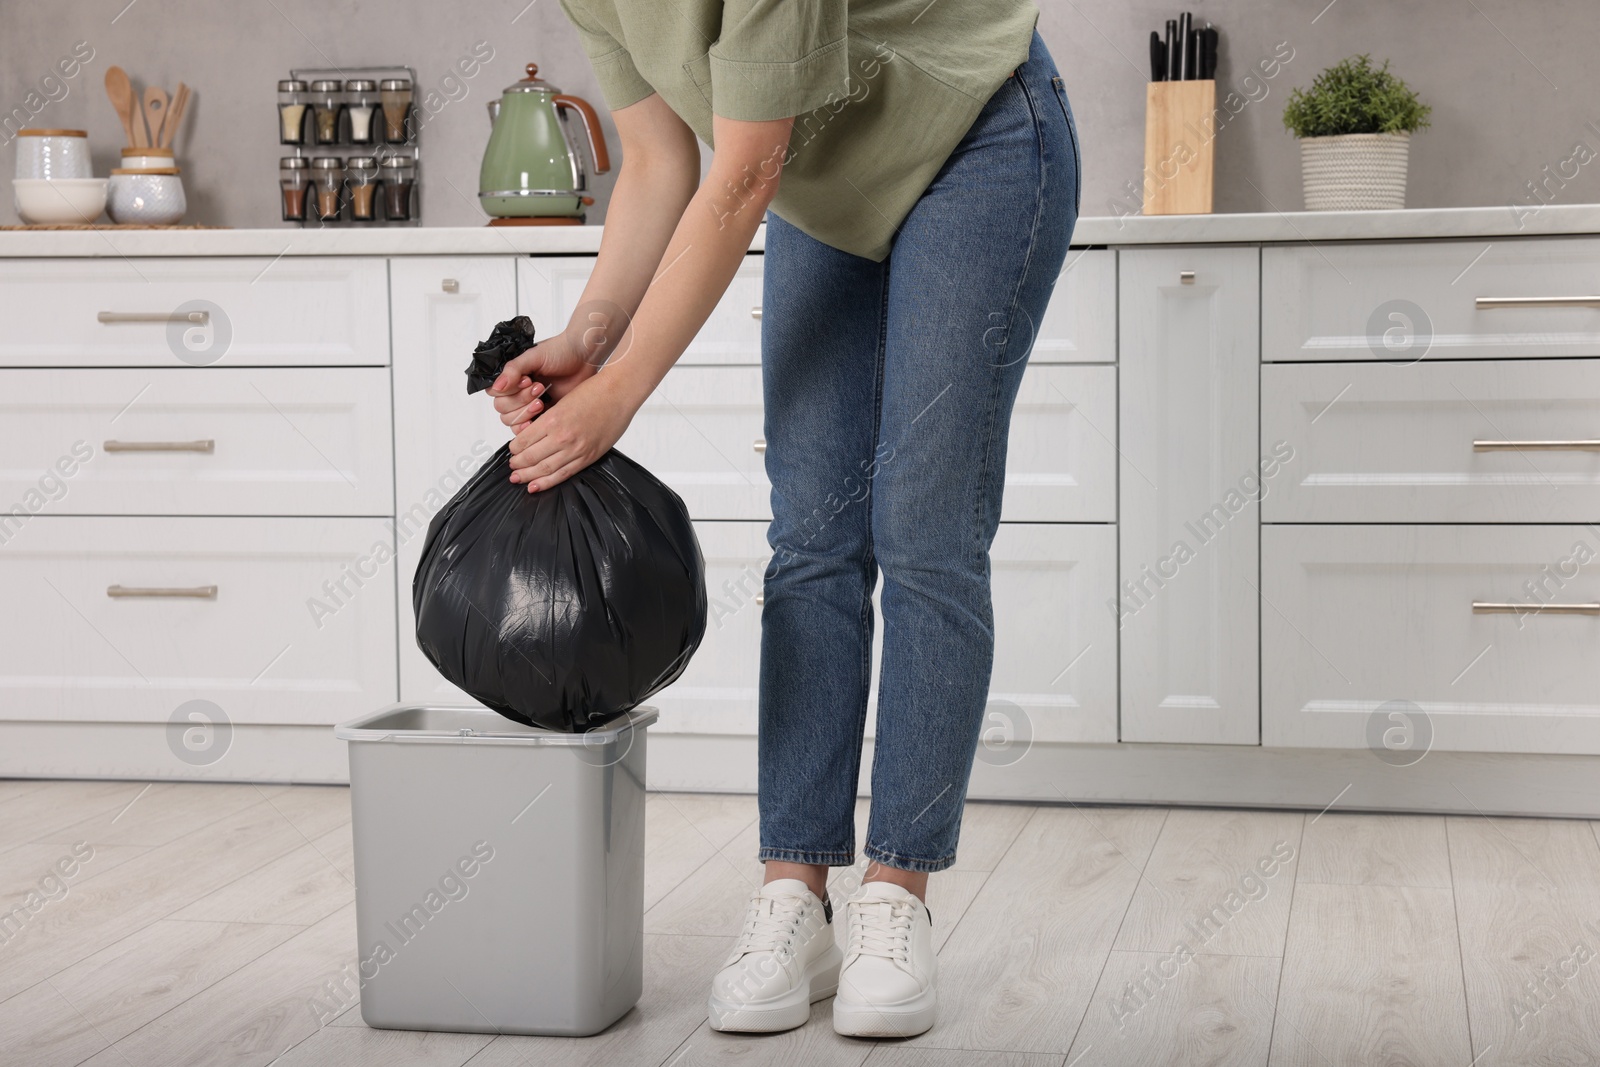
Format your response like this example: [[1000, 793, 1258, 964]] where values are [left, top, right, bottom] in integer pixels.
[[164, 83, 190, 150], [143, 86, 168, 149], [104, 66, 137, 147]]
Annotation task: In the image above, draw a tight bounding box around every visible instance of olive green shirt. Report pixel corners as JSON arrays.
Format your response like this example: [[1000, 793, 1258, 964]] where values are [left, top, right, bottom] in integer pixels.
[[557, 0, 1039, 261]]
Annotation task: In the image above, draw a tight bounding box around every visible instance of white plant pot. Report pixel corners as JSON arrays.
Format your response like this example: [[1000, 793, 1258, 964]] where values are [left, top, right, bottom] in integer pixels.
[[1299, 132, 1410, 211]]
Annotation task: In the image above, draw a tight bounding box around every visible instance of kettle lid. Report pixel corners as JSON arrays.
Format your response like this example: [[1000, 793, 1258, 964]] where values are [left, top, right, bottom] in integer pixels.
[[503, 63, 559, 94]]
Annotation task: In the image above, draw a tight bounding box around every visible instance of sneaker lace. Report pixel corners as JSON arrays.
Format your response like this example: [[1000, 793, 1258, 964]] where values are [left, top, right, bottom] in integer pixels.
[[735, 892, 808, 956], [848, 899, 914, 962]]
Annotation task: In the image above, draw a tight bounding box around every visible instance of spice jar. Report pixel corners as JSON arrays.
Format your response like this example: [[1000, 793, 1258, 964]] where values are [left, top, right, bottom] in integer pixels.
[[310, 156, 345, 221], [380, 156, 416, 220], [345, 79, 379, 145], [279, 156, 310, 221], [309, 79, 344, 146], [346, 156, 379, 221], [379, 79, 413, 144], [277, 79, 309, 145]]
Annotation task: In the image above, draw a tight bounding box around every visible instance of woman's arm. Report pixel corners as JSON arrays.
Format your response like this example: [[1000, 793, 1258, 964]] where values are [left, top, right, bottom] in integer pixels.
[[486, 93, 699, 419], [491, 108, 793, 492]]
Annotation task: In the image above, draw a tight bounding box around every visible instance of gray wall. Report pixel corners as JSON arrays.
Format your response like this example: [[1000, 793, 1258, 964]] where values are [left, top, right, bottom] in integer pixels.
[[3, 0, 1596, 230]]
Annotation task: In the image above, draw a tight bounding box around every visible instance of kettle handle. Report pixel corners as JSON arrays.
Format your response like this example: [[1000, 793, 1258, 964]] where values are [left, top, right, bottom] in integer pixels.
[[553, 94, 611, 175]]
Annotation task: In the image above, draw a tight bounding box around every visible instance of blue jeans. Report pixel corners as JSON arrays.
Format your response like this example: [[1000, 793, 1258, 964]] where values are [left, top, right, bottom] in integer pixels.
[[757, 31, 1080, 874]]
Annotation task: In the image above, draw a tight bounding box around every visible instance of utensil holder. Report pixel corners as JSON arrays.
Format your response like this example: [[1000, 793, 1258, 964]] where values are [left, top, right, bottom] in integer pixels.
[[1142, 80, 1215, 216]]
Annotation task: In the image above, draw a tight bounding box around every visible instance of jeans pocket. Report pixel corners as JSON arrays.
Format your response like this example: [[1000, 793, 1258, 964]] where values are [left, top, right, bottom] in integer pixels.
[[1050, 76, 1083, 217]]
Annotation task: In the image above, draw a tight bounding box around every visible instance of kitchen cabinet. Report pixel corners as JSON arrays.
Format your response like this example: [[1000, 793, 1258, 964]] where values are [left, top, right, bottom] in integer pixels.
[[0, 257, 389, 367], [1117, 247, 1261, 744], [6, 219, 1598, 814], [1263, 523, 1600, 755], [389, 256, 519, 706], [0, 515, 397, 725]]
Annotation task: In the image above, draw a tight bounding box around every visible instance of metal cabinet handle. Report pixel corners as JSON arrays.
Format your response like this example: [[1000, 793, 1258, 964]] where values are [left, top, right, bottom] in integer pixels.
[[1475, 296, 1600, 310], [751, 306, 763, 320], [98, 311, 209, 324], [441, 279, 459, 293], [1473, 601, 1599, 615], [754, 593, 765, 605], [107, 584, 218, 599], [753, 438, 766, 453], [104, 439, 215, 453], [1179, 271, 1196, 284], [1473, 439, 1600, 452]]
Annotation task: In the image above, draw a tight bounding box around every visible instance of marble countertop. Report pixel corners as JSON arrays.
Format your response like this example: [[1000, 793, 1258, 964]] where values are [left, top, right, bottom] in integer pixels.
[[2, 203, 1596, 257]]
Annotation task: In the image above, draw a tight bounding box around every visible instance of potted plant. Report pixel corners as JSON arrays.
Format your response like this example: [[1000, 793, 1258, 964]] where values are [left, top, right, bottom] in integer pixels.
[[1282, 55, 1431, 210]]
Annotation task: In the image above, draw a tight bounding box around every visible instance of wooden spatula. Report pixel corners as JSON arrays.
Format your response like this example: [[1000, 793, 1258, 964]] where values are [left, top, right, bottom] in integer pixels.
[[163, 83, 190, 149], [104, 66, 137, 147], [143, 86, 169, 150]]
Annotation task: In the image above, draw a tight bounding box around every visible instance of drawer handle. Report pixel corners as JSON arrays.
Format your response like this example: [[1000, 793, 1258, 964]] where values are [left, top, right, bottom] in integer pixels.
[[751, 306, 762, 320], [441, 278, 459, 293], [107, 584, 218, 599], [753, 438, 766, 453], [1473, 601, 1600, 616], [1473, 439, 1600, 452], [98, 310, 210, 324], [1475, 296, 1600, 310], [754, 594, 765, 605], [104, 439, 216, 453]]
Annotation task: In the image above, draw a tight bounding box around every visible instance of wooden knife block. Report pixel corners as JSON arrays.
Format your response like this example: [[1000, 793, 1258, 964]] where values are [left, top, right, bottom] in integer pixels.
[[1143, 80, 1216, 215]]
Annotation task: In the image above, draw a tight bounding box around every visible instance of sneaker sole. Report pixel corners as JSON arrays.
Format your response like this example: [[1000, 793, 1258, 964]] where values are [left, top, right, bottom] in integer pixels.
[[707, 944, 842, 1033], [832, 991, 937, 1038]]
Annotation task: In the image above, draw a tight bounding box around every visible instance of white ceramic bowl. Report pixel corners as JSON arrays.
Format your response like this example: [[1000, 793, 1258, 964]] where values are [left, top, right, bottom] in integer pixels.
[[15, 130, 92, 180], [106, 171, 186, 225], [12, 177, 108, 224]]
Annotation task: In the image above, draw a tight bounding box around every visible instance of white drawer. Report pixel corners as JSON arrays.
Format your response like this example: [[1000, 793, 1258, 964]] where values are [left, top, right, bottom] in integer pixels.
[[0, 368, 394, 516], [1031, 248, 1117, 363], [649, 521, 1119, 743], [616, 364, 1116, 522], [0, 257, 389, 367], [1263, 524, 1600, 756], [519, 255, 763, 366], [1264, 238, 1600, 362], [0, 516, 398, 725], [1263, 360, 1600, 523]]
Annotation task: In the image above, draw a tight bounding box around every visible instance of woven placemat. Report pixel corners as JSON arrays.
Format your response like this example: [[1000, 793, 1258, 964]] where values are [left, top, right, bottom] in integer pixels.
[[0, 223, 229, 230]]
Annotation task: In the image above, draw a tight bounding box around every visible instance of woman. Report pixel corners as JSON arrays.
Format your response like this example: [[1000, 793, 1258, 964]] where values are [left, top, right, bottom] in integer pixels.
[[485, 0, 1079, 1039]]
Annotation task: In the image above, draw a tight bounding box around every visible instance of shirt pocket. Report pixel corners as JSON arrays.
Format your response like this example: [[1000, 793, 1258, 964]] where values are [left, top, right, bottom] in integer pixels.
[[684, 53, 713, 107]]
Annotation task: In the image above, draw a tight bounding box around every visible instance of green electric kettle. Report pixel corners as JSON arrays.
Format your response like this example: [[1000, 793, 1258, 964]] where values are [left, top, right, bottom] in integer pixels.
[[479, 63, 610, 220]]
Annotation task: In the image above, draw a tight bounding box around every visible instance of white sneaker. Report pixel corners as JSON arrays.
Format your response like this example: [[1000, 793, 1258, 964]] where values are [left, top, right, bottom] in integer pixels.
[[832, 881, 937, 1037], [707, 878, 843, 1032]]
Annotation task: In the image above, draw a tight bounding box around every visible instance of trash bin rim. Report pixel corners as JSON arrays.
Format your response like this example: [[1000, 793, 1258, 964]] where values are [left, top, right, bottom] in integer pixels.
[[334, 702, 659, 746]]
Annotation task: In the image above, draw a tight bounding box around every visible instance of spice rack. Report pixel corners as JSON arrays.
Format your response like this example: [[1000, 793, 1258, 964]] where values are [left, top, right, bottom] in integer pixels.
[[278, 65, 420, 226]]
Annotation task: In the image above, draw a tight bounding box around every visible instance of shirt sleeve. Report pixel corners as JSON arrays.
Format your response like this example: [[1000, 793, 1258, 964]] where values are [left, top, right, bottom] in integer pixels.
[[557, 0, 656, 110], [709, 0, 850, 121]]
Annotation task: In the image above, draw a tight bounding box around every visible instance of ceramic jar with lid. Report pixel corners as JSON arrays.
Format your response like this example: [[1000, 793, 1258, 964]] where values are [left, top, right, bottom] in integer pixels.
[[108, 146, 186, 225], [15, 129, 92, 179]]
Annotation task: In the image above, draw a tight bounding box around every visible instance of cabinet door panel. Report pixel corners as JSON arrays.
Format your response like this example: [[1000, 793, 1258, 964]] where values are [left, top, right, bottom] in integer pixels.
[[390, 256, 519, 706], [1030, 249, 1117, 363], [0, 257, 390, 367], [518, 256, 763, 365], [0, 516, 397, 725], [1263, 524, 1600, 755], [1118, 247, 1261, 744], [1263, 238, 1600, 362]]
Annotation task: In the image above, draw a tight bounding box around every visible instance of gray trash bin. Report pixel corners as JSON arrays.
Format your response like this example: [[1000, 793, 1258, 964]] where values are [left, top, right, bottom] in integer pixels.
[[334, 703, 655, 1037]]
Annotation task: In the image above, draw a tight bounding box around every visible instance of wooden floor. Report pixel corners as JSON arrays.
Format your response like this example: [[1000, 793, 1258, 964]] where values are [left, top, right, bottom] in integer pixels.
[[3, 780, 1599, 1067]]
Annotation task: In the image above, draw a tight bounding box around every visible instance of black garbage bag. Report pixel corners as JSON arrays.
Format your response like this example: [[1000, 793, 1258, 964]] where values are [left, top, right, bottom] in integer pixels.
[[412, 317, 707, 732]]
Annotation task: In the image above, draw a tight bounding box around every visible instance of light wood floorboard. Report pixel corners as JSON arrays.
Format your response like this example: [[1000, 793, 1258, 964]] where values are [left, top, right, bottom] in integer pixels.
[[2, 782, 1598, 1066], [1296, 812, 1452, 888], [1268, 883, 1471, 1067], [1070, 950, 1280, 1067], [1448, 814, 1600, 1066], [1113, 808, 1304, 957]]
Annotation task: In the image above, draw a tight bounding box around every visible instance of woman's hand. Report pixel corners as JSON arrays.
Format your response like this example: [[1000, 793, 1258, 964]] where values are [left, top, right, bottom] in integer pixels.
[[507, 373, 638, 491], [484, 331, 601, 434]]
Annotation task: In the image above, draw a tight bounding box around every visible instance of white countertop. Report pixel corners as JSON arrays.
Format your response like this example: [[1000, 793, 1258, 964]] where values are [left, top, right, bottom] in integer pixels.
[[3, 204, 1598, 257]]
